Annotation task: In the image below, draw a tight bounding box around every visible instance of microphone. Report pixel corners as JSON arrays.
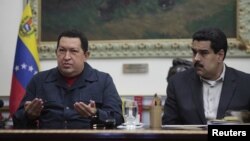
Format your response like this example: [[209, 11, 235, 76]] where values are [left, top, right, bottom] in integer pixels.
[[0, 99, 4, 129], [0, 100, 4, 108]]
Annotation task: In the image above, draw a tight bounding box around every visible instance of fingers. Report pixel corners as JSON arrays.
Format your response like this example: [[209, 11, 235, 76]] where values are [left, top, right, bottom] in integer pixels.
[[89, 100, 97, 115], [74, 102, 87, 117], [89, 100, 96, 108], [25, 98, 44, 119], [74, 102, 91, 117], [24, 98, 98, 119], [74, 101, 97, 118]]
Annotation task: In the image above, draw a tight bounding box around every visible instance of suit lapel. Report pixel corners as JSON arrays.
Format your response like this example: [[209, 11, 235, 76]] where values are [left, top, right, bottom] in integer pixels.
[[217, 67, 236, 119], [190, 72, 207, 124]]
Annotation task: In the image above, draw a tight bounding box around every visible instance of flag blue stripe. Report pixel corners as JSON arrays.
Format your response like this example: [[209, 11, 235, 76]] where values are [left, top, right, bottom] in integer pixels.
[[13, 37, 39, 88]]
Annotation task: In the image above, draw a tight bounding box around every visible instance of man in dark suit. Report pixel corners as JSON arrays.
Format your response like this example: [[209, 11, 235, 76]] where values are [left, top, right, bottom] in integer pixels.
[[162, 27, 250, 125], [13, 29, 124, 129]]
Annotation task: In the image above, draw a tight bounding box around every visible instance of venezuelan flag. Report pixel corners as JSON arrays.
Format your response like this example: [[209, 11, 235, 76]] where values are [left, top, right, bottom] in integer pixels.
[[9, 3, 40, 117]]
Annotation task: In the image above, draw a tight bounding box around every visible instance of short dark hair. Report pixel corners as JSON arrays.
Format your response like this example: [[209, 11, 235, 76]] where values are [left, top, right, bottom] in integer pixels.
[[56, 29, 88, 52], [192, 27, 228, 59]]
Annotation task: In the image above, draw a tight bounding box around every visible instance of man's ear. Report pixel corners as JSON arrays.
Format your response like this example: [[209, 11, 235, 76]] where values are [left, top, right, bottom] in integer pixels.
[[85, 51, 90, 59], [217, 49, 225, 62]]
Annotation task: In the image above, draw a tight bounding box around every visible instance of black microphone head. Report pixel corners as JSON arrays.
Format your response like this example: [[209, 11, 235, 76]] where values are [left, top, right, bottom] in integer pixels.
[[0, 100, 4, 108]]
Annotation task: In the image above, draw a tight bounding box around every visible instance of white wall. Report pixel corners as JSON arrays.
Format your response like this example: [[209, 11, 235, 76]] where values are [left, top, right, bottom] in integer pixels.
[[0, 0, 22, 97], [41, 58, 250, 96], [1, 0, 250, 97], [41, 58, 172, 96]]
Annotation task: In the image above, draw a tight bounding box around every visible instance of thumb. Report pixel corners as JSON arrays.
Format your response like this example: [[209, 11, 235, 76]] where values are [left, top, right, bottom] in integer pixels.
[[89, 100, 96, 108]]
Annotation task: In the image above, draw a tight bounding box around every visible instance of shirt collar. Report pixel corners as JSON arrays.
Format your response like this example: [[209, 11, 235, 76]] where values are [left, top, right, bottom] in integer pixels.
[[201, 64, 226, 85]]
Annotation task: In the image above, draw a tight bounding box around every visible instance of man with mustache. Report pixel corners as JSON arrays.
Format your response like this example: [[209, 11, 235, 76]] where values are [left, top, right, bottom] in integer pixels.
[[13, 29, 124, 129], [162, 27, 250, 125]]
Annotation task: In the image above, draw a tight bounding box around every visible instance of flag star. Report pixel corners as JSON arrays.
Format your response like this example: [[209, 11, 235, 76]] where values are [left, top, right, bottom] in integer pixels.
[[34, 71, 38, 75], [28, 66, 34, 72], [14, 65, 20, 71], [21, 63, 27, 69]]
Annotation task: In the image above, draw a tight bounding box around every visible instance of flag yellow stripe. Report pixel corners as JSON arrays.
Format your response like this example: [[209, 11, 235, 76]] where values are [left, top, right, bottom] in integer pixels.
[[19, 33, 40, 69], [18, 4, 40, 70]]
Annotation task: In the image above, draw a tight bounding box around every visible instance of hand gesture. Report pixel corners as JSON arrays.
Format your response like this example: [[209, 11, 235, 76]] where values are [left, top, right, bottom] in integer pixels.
[[74, 100, 97, 118], [24, 98, 44, 120]]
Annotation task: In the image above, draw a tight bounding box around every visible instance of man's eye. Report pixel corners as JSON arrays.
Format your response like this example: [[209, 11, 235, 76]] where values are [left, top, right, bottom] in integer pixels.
[[200, 51, 209, 55], [192, 49, 197, 55], [59, 49, 66, 52], [71, 50, 78, 53]]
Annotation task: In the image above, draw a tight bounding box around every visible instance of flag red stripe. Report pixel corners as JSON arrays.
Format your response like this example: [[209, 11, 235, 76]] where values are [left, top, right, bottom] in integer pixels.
[[9, 75, 25, 117]]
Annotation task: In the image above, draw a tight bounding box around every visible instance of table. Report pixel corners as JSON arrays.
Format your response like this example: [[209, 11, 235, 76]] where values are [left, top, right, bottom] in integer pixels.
[[0, 128, 207, 141]]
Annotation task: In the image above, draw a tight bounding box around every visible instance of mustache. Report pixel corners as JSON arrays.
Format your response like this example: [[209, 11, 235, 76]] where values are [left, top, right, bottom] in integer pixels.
[[194, 62, 203, 68]]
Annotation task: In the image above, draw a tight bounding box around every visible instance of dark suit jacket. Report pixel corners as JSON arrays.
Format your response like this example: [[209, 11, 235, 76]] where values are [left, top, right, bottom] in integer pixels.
[[162, 66, 250, 125], [13, 62, 124, 129]]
